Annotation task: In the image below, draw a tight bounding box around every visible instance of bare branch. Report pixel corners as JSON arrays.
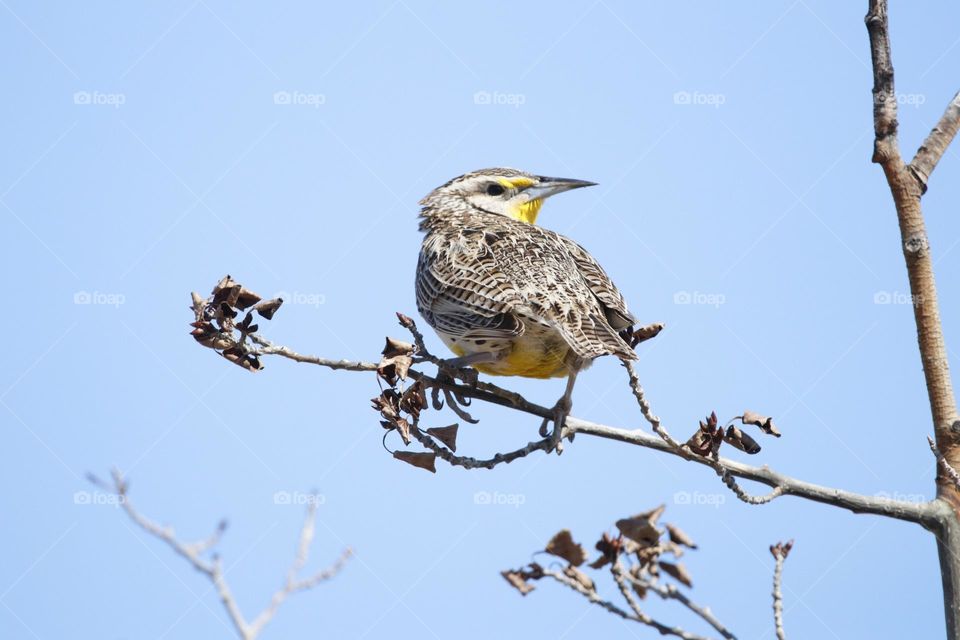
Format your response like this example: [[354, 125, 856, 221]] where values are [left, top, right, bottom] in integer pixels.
[[190, 280, 938, 526], [910, 91, 960, 191], [769, 541, 794, 640], [623, 361, 785, 505], [623, 574, 737, 640], [542, 567, 709, 640], [104, 470, 349, 640]]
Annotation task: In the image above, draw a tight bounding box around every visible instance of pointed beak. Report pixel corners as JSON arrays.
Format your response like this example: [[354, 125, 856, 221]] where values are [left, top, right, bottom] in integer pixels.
[[524, 176, 597, 200]]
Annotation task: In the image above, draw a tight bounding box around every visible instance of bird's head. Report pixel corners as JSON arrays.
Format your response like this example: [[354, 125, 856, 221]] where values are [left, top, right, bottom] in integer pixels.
[[419, 168, 596, 224]]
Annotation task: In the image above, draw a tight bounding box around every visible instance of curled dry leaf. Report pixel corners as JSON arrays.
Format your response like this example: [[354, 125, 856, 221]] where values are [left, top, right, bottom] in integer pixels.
[[564, 566, 595, 592], [394, 418, 412, 445], [615, 506, 664, 547], [382, 337, 415, 359], [253, 298, 283, 320], [399, 380, 427, 419], [392, 451, 437, 473], [724, 425, 761, 455], [742, 410, 782, 437], [426, 424, 459, 452], [545, 530, 587, 567], [221, 346, 263, 372], [659, 560, 693, 588], [377, 354, 412, 387], [502, 570, 535, 596], [665, 523, 698, 550]]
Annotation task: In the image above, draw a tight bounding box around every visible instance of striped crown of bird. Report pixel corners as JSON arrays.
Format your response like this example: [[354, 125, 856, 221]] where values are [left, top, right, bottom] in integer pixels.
[[415, 167, 638, 450]]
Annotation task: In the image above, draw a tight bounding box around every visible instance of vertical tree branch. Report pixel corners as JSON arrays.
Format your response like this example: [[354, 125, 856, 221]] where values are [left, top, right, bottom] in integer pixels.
[[866, 2, 960, 637]]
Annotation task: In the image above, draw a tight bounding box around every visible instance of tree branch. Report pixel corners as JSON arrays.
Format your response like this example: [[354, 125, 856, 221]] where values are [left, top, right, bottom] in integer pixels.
[[910, 91, 960, 192], [100, 470, 350, 640], [769, 541, 793, 640], [865, 3, 960, 636]]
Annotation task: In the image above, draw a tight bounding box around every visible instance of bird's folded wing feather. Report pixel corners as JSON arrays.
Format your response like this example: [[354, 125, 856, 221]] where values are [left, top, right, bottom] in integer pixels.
[[417, 222, 636, 360]]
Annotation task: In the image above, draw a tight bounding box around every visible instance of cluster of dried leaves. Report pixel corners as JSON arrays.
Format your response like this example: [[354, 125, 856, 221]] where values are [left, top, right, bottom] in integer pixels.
[[190, 275, 283, 372], [685, 410, 781, 458], [503, 505, 699, 601], [371, 325, 460, 473]]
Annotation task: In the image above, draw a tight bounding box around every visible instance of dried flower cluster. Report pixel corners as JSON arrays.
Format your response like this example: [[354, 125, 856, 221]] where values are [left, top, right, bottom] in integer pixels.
[[190, 275, 284, 372], [502, 505, 737, 640], [684, 411, 780, 458]]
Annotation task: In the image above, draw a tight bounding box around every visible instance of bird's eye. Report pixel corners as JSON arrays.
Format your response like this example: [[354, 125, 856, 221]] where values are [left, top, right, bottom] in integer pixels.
[[486, 183, 505, 196]]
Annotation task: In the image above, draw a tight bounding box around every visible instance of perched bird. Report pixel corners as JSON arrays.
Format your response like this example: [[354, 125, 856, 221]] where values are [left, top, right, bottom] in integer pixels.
[[415, 168, 637, 450]]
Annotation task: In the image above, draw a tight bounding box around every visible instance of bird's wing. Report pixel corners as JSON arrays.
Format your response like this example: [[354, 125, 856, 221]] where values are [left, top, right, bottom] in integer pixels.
[[417, 217, 636, 360], [416, 226, 525, 342], [556, 235, 637, 331]]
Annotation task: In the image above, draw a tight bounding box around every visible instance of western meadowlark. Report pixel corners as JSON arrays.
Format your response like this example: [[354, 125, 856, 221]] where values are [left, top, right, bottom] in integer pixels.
[[415, 168, 637, 451]]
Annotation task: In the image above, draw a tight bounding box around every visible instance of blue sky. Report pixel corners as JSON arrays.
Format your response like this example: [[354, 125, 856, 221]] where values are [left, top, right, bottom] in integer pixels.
[[3, 1, 960, 638]]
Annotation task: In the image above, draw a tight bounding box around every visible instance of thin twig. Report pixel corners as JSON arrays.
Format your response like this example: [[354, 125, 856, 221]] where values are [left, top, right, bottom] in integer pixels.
[[542, 567, 709, 640], [412, 426, 552, 470], [105, 470, 350, 640], [625, 574, 737, 640], [623, 360, 785, 505], [769, 541, 793, 640]]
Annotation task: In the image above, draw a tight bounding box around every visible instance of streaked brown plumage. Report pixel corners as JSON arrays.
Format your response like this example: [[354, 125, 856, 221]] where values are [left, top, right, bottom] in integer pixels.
[[415, 167, 637, 451]]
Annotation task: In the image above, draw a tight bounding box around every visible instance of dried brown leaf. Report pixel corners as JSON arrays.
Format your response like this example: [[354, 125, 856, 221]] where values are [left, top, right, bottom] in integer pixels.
[[395, 418, 412, 445], [724, 425, 761, 454], [382, 337, 415, 358], [253, 298, 283, 320], [616, 507, 664, 547], [545, 530, 587, 567], [426, 424, 458, 452], [742, 410, 781, 437], [501, 570, 535, 596], [659, 561, 693, 588], [392, 451, 436, 473], [665, 524, 698, 550]]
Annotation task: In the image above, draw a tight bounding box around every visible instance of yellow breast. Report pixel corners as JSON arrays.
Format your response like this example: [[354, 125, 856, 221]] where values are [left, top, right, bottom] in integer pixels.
[[447, 334, 570, 379]]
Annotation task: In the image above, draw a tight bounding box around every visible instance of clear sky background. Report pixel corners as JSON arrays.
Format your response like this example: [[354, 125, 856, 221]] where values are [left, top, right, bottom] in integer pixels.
[[3, 1, 960, 638]]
